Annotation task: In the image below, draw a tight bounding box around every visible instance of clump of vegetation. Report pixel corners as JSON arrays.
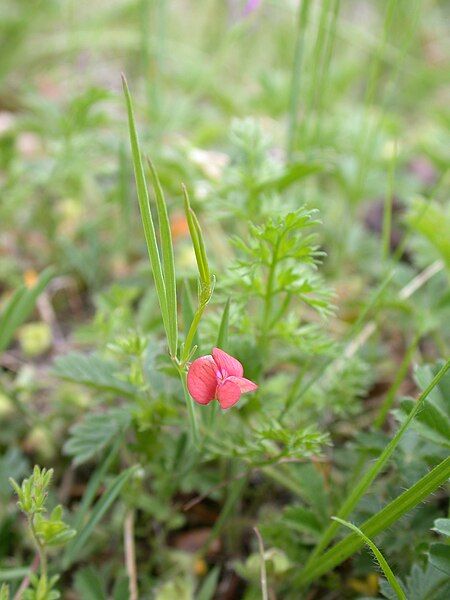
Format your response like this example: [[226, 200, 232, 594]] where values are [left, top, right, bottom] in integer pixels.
[[1, 1, 449, 598]]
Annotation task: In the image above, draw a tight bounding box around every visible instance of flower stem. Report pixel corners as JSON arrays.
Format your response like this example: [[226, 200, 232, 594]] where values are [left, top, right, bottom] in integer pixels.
[[259, 237, 281, 357], [178, 367, 199, 447], [28, 515, 47, 581]]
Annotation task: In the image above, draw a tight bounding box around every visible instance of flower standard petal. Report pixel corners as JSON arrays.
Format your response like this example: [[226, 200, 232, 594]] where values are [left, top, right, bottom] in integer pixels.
[[216, 379, 242, 409], [227, 376, 258, 394], [212, 347, 243, 378], [187, 355, 217, 405]]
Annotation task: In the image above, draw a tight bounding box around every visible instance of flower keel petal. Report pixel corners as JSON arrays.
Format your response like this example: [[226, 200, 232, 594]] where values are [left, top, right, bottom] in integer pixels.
[[216, 379, 241, 409]]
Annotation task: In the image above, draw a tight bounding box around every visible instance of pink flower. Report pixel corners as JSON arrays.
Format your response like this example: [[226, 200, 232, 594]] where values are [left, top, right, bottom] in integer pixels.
[[243, 0, 262, 17], [187, 347, 258, 409]]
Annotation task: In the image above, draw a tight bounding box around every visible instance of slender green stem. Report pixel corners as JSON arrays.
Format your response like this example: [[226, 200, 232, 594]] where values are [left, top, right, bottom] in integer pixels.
[[303, 359, 450, 569], [287, 0, 311, 159], [306, 0, 331, 123], [178, 367, 199, 447], [332, 518, 406, 600], [382, 140, 398, 261], [254, 527, 269, 600], [374, 333, 419, 428], [180, 302, 207, 366], [282, 269, 394, 420], [28, 515, 47, 581], [259, 237, 281, 357], [346, 333, 421, 493], [313, 0, 341, 144]]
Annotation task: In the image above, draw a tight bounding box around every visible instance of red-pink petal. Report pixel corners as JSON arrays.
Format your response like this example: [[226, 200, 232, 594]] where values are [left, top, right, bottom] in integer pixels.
[[216, 379, 242, 409], [187, 355, 217, 405], [227, 376, 258, 394], [212, 347, 243, 378]]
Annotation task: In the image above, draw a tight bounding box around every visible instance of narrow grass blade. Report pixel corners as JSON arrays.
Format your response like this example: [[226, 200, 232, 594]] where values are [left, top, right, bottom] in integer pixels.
[[204, 475, 246, 551], [304, 359, 450, 566], [182, 184, 211, 289], [216, 299, 230, 349], [180, 369, 199, 447], [71, 434, 124, 534], [0, 267, 54, 353], [374, 334, 420, 428], [0, 568, 30, 582], [332, 517, 406, 600], [196, 567, 220, 600], [287, 0, 311, 158], [63, 466, 137, 567], [182, 280, 198, 349], [122, 75, 170, 344], [254, 527, 269, 600], [297, 456, 450, 585], [147, 159, 178, 357]]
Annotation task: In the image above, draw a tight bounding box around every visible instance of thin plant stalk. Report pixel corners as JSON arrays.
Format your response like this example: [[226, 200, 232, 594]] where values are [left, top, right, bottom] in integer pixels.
[[332, 518, 406, 600], [287, 0, 311, 159], [382, 140, 398, 260], [254, 527, 269, 600], [374, 333, 420, 428]]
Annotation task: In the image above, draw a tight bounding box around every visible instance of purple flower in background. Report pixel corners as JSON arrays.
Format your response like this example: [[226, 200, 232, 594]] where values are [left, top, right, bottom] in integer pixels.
[[243, 0, 262, 16]]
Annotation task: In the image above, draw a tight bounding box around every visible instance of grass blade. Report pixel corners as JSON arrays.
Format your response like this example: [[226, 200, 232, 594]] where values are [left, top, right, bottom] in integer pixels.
[[122, 75, 170, 345], [304, 359, 450, 567], [287, 0, 311, 159], [182, 184, 211, 290], [0, 267, 54, 353], [297, 456, 450, 585], [63, 466, 137, 567], [216, 299, 230, 349], [71, 434, 124, 535], [254, 527, 269, 600], [196, 567, 220, 600], [331, 517, 406, 600], [147, 159, 178, 358]]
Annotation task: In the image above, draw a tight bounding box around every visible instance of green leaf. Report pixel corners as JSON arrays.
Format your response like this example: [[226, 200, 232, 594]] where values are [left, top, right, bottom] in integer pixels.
[[34, 504, 76, 547], [64, 408, 131, 465], [0, 267, 54, 353], [407, 198, 450, 267], [112, 576, 130, 600], [405, 563, 449, 600], [216, 299, 230, 349], [332, 517, 406, 600], [147, 159, 178, 358], [282, 506, 322, 536], [296, 456, 450, 586], [182, 184, 211, 293], [251, 161, 322, 194], [395, 361, 450, 449], [74, 567, 107, 600], [63, 466, 137, 567], [196, 567, 220, 600], [122, 75, 170, 346], [432, 518, 450, 537], [53, 352, 137, 397], [72, 434, 124, 533], [0, 448, 29, 502], [0, 568, 30, 582], [429, 543, 450, 576]]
